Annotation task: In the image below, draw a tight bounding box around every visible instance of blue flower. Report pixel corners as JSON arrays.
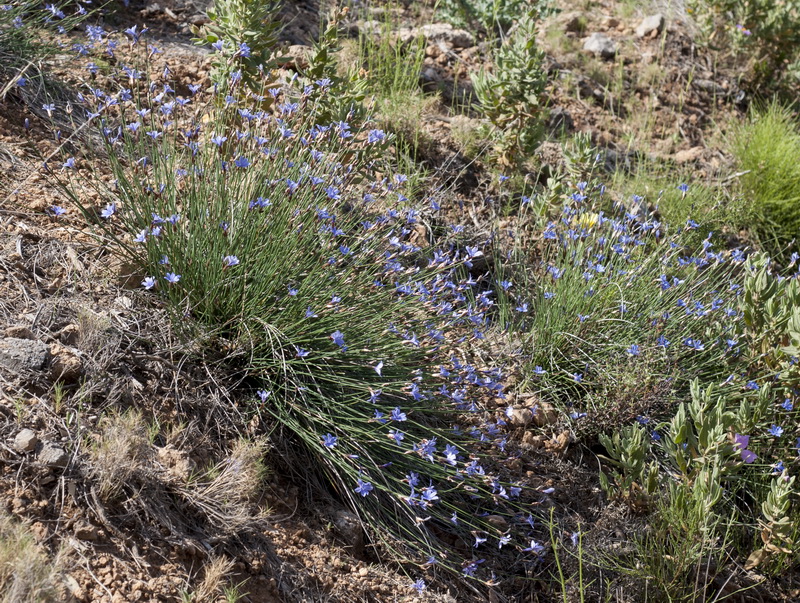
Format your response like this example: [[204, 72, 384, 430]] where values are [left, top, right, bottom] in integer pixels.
[[390, 407, 407, 422], [322, 433, 337, 448], [100, 202, 116, 219], [411, 578, 426, 592], [768, 424, 784, 437], [354, 478, 373, 497], [331, 330, 347, 350], [50, 206, 66, 217], [367, 129, 386, 144], [222, 255, 239, 268], [141, 276, 156, 290], [234, 156, 250, 169], [164, 272, 181, 284], [782, 399, 793, 411], [627, 344, 640, 357]]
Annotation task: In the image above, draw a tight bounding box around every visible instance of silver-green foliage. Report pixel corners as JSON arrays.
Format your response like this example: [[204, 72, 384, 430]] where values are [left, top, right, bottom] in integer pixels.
[[471, 11, 547, 166], [192, 0, 282, 93]]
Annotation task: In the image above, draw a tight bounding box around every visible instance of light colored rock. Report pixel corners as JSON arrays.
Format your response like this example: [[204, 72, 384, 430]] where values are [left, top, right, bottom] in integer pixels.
[[48, 344, 83, 383], [583, 32, 617, 59], [0, 337, 49, 373], [636, 14, 665, 38], [399, 23, 475, 48], [14, 429, 38, 452], [509, 407, 533, 427], [38, 443, 68, 468], [674, 146, 703, 163]]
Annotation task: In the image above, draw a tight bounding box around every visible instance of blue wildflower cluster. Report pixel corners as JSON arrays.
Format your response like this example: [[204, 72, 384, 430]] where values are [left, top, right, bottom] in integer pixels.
[[45, 26, 564, 585]]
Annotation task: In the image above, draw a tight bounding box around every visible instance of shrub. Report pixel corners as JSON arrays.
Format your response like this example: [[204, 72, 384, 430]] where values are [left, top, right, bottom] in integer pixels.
[[731, 102, 800, 257], [471, 11, 548, 168], [438, 0, 552, 37], [499, 181, 748, 420], [686, 0, 800, 89], [49, 30, 549, 585], [192, 0, 282, 95]]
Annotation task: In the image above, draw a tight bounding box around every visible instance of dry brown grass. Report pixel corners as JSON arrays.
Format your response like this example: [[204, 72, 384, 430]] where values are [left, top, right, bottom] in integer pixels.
[[0, 513, 64, 603]]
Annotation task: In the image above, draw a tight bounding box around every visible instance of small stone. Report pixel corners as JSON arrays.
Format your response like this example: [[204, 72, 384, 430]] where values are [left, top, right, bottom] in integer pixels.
[[189, 13, 209, 26], [3, 326, 33, 339], [486, 515, 508, 531], [521, 432, 547, 449], [333, 510, 364, 555], [48, 344, 83, 383], [673, 146, 703, 163], [14, 429, 38, 452], [38, 443, 68, 468], [636, 14, 665, 38], [399, 23, 475, 48], [548, 107, 574, 134], [559, 12, 585, 34], [0, 337, 49, 373], [583, 33, 617, 59], [74, 522, 100, 541], [509, 407, 533, 427], [58, 324, 80, 346]]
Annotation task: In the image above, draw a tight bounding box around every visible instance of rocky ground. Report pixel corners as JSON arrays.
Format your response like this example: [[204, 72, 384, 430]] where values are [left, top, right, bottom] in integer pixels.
[[0, 0, 788, 601]]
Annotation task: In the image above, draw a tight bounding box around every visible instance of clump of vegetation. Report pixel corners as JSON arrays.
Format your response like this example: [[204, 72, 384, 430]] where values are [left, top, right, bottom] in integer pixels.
[[192, 0, 282, 94], [471, 10, 548, 168], [0, 1, 90, 98], [50, 33, 546, 584], [731, 102, 800, 257], [438, 0, 551, 37], [0, 512, 64, 602], [687, 0, 800, 89]]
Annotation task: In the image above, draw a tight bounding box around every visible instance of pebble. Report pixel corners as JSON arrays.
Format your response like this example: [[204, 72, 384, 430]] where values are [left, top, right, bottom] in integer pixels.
[[14, 428, 38, 452], [583, 32, 618, 59]]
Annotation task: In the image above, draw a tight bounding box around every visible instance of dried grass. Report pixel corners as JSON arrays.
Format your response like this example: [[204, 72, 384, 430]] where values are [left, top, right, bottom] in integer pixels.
[[0, 512, 64, 603]]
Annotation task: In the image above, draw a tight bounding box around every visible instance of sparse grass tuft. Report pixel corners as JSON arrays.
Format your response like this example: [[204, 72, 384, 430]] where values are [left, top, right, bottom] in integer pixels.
[[0, 513, 64, 603]]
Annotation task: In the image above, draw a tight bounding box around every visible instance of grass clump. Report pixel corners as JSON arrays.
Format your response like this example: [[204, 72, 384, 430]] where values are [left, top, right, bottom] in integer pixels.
[[50, 31, 547, 585], [731, 102, 800, 257], [0, 512, 64, 602], [499, 182, 747, 421]]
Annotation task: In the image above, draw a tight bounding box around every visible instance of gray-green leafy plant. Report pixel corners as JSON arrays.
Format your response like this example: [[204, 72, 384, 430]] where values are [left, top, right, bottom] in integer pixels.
[[192, 0, 282, 94], [471, 11, 547, 167]]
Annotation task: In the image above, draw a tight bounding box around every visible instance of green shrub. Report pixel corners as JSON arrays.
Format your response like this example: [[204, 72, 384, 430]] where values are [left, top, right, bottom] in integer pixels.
[[438, 0, 553, 36], [471, 11, 548, 168], [499, 182, 747, 417], [731, 102, 800, 257], [192, 0, 282, 94]]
